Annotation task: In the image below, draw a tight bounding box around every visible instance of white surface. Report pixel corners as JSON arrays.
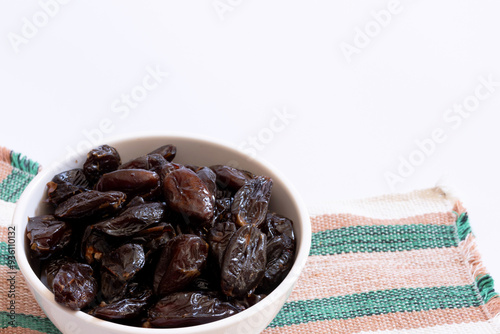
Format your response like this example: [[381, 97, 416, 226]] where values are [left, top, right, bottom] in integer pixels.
[[1, 1, 499, 283]]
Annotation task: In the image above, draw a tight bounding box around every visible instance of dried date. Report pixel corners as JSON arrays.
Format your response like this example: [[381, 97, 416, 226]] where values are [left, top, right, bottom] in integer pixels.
[[54, 190, 126, 220], [221, 224, 267, 297], [118, 153, 167, 175], [52, 263, 97, 310], [208, 221, 236, 269], [41, 257, 77, 290], [92, 202, 165, 237], [46, 168, 89, 205], [26, 215, 72, 260], [81, 228, 112, 264], [162, 168, 214, 223], [83, 145, 121, 184], [101, 244, 145, 302], [231, 176, 273, 227], [102, 244, 145, 282], [146, 292, 239, 328], [210, 165, 253, 191], [148, 144, 176, 162], [95, 169, 160, 199], [154, 234, 208, 297], [89, 287, 153, 321], [259, 235, 295, 293]]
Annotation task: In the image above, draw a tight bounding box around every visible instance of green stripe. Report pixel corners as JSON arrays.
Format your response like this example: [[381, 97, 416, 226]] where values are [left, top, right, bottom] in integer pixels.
[[268, 285, 481, 328], [0, 241, 19, 270], [0, 312, 61, 333], [0, 168, 36, 203], [310, 224, 458, 255], [10, 151, 40, 176], [475, 275, 499, 303], [455, 212, 472, 241]]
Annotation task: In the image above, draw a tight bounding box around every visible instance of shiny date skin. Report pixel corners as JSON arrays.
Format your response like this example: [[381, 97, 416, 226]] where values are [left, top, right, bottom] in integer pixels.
[[92, 202, 165, 237], [26, 215, 72, 260], [258, 212, 296, 292], [221, 224, 267, 298], [54, 190, 126, 220], [101, 244, 145, 302], [208, 221, 236, 269], [132, 223, 176, 258], [148, 144, 177, 162], [118, 153, 167, 175], [81, 227, 112, 264], [41, 257, 77, 291], [262, 212, 295, 243], [46, 168, 89, 205], [214, 197, 233, 223], [259, 235, 295, 293], [95, 169, 160, 199], [89, 287, 153, 321], [231, 176, 273, 227], [163, 168, 214, 223], [146, 292, 239, 328], [102, 244, 145, 282], [210, 165, 253, 192], [195, 167, 217, 198], [52, 263, 98, 310], [83, 145, 121, 184], [154, 234, 208, 297]]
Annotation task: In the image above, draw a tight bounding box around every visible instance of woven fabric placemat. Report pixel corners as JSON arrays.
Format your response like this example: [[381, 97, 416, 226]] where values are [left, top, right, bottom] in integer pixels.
[[1, 147, 499, 334]]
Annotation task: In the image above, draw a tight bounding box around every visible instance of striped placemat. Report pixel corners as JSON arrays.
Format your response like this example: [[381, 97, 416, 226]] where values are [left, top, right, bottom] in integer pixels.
[[1, 147, 499, 333]]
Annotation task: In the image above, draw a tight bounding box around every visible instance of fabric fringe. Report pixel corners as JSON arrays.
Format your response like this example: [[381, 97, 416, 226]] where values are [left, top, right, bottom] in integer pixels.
[[454, 202, 500, 322], [0, 146, 40, 176], [9, 151, 40, 176]]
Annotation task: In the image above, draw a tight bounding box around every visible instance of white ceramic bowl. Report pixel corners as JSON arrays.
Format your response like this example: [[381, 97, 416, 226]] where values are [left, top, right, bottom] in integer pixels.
[[14, 132, 311, 334]]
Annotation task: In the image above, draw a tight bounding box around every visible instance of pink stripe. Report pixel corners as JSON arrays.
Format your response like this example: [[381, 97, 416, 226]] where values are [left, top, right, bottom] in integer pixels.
[[311, 212, 456, 233], [288, 247, 472, 302]]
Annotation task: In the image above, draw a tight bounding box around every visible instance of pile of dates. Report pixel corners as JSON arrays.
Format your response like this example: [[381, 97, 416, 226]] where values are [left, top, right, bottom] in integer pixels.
[[26, 144, 296, 328]]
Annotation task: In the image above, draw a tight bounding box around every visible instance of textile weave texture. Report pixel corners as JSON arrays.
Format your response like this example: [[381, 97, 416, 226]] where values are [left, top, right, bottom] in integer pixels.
[[0, 147, 499, 333]]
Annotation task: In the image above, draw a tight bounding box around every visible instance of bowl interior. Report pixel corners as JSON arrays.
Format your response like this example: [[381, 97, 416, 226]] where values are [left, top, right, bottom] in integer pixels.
[[15, 133, 311, 334]]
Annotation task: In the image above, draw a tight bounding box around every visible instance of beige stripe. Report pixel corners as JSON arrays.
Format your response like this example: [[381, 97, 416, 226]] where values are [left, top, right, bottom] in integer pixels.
[[311, 212, 456, 233], [308, 187, 454, 219], [288, 247, 472, 302], [0, 201, 16, 228], [261, 307, 489, 334]]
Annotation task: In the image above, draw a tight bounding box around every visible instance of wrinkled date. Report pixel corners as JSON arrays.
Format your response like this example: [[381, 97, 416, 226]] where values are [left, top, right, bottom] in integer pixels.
[[96, 169, 161, 199], [154, 234, 208, 296], [52, 263, 98, 310], [163, 168, 214, 224], [83, 145, 121, 184], [221, 225, 267, 297], [26, 215, 72, 260], [146, 292, 239, 328], [54, 190, 126, 220], [231, 176, 273, 227], [26, 143, 296, 328]]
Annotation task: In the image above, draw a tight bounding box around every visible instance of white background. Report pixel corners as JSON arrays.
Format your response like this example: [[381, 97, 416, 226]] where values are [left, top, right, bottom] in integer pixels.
[[1, 1, 499, 283]]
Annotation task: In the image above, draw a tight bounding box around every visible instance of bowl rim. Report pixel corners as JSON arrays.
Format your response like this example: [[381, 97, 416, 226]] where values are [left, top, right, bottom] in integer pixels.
[[14, 132, 312, 333]]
